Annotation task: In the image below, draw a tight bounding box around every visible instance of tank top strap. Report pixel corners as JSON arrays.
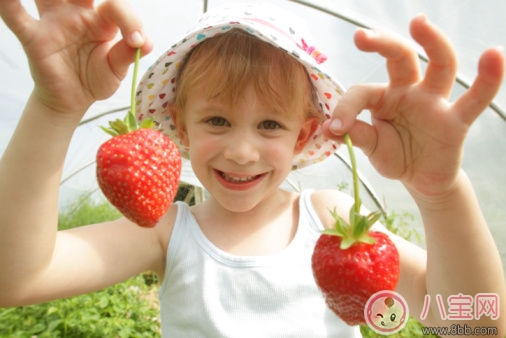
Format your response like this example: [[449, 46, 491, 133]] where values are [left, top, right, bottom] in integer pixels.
[[298, 189, 325, 233]]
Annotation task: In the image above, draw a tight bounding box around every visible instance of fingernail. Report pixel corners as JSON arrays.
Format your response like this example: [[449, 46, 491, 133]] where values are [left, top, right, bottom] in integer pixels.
[[359, 28, 377, 38], [130, 31, 144, 46], [416, 13, 428, 22], [329, 118, 343, 133]]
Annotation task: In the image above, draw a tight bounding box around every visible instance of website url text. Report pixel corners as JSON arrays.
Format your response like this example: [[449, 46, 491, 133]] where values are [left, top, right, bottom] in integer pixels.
[[421, 324, 498, 336]]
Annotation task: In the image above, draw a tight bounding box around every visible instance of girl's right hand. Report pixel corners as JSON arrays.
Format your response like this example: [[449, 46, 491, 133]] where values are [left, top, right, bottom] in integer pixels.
[[322, 15, 503, 200], [0, 0, 152, 118]]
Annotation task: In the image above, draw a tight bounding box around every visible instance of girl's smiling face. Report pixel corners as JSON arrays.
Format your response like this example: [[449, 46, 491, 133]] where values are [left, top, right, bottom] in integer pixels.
[[169, 29, 321, 212], [178, 85, 317, 213]]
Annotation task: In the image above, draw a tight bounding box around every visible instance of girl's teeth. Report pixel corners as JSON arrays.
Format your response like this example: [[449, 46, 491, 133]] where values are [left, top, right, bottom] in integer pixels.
[[221, 172, 258, 183]]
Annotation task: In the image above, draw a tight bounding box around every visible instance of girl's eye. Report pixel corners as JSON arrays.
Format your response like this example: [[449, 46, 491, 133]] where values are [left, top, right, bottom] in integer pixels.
[[259, 120, 282, 130], [206, 117, 229, 127]]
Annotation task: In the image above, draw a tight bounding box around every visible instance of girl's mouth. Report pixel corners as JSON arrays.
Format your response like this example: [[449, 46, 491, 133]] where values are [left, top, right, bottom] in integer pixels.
[[215, 170, 265, 190]]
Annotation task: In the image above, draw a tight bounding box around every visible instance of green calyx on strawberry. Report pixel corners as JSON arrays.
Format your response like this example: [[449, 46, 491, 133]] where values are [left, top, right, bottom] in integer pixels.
[[96, 48, 182, 228], [311, 134, 400, 326]]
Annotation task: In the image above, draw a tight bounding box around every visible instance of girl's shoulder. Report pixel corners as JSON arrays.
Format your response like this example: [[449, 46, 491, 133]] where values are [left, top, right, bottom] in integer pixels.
[[308, 189, 356, 231]]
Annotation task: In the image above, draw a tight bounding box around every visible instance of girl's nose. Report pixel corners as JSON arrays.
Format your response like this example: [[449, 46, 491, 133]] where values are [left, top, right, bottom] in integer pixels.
[[223, 135, 260, 165]]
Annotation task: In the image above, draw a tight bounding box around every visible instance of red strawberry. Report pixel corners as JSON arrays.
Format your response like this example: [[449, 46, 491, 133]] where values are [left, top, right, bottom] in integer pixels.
[[311, 134, 400, 326], [312, 228, 399, 325], [96, 48, 181, 227], [97, 123, 181, 228]]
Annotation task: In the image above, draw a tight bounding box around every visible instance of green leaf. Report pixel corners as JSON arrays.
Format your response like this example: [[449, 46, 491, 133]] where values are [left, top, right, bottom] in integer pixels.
[[329, 207, 350, 236], [139, 118, 155, 129], [335, 219, 350, 236], [100, 125, 119, 137], [110, 119, 130, 135], [29, 322, 46, 334], [340, 236, 356, 250], [124, 110, 138, 132], [352, 215, 368, 238], [322, 228, 344, 237], [99, 296, 110, 309], [47, 319, 63, 333], [47, 306, 59, 316], [367, 210, 382, 225], [358, 233, 375, 245]]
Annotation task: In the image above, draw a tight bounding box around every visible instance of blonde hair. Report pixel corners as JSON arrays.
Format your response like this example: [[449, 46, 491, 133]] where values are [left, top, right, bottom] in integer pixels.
[[172, 29, 321, 120]]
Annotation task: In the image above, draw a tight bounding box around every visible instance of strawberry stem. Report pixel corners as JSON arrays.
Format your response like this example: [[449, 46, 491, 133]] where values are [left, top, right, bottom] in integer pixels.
[[344, 134, 361, 215], [322, 133, 380, 249], [130, 48, 141, 118], [100, 48, 156, 136]]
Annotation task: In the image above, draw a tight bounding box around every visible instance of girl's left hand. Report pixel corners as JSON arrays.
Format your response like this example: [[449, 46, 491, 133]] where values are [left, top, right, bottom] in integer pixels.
[[323, 15, 504, 198]]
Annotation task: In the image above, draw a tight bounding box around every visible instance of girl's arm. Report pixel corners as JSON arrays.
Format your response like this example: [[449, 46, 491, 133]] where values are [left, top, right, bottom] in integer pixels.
[[0, 0, 161, 306]]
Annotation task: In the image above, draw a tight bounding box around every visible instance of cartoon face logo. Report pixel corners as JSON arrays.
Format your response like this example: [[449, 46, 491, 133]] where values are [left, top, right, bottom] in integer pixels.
[[364, 290, 409, 335]]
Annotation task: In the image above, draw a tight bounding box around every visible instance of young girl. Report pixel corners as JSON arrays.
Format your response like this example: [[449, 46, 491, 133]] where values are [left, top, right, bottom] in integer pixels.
[[0, 1, 504, 337]]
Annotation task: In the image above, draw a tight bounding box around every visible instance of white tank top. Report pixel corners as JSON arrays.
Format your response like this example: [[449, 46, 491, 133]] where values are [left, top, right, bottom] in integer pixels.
[[159, 190, 361, 337]]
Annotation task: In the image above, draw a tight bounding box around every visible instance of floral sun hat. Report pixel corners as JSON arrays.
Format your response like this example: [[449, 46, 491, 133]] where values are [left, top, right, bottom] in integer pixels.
[[135, 2, 345, 170]]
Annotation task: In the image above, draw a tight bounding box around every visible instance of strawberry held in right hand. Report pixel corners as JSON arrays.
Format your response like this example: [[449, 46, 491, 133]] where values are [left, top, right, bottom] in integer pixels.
[[96, 120, 181, 228], [311, 135, 400, 326], [96, 48, 181, 228]]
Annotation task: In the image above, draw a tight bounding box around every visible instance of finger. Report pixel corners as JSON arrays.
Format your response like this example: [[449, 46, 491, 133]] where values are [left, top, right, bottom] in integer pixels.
[[327, 118, 380, 157], [96, 0, 146, 48], [354, 28, 421, 87], [68, 0, 94, 6], [35, 0, 68, 11], [452, 47, 504, 125], [410, 15, 458, 97], [323, 84, 385, 136], [0, 0, 37, 43]]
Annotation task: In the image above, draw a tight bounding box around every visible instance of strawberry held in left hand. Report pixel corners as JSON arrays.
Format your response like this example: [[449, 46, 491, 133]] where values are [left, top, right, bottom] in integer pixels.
[[96, 48, 181, 228], [312, 134, 400, 326], [312, 226, 400, 326]]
